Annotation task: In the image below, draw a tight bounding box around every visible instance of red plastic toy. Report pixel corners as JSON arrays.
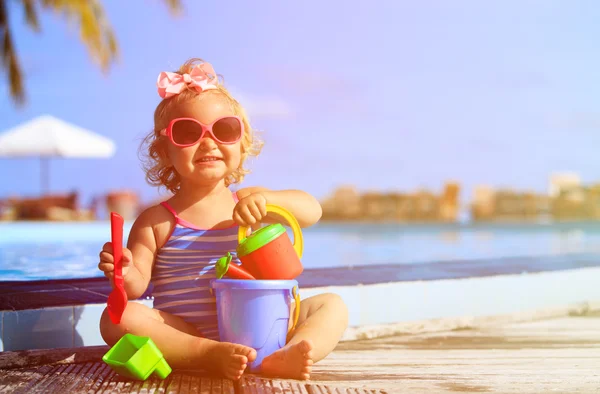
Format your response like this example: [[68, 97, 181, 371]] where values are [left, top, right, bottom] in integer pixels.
[[107, 212, 128, 324]]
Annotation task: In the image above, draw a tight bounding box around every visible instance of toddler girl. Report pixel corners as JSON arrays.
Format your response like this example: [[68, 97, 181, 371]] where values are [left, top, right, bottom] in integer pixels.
[[98, 58, 348, 381]]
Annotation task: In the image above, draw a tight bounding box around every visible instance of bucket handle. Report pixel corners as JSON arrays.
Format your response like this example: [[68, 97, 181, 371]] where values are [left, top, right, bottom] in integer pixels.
[[290, 286, 300, 333], [238, 204, 304, 258]]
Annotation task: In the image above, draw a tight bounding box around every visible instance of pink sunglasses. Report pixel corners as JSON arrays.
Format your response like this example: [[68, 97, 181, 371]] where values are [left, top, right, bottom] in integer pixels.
[[161, 116, 244, 147]]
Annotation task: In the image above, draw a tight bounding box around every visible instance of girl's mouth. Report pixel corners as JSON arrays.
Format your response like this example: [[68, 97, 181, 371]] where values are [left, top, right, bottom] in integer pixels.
[[195, 156, 221, 162], [194, 156, 222, 165]]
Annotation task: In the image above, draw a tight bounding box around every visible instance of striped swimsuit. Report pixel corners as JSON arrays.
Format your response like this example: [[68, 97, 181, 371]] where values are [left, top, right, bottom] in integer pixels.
[[151, 194, 240, 341]]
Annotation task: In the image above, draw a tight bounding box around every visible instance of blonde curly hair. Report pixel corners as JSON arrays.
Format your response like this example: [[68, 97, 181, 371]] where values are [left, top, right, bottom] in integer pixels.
[[140, 58, 263, 194]]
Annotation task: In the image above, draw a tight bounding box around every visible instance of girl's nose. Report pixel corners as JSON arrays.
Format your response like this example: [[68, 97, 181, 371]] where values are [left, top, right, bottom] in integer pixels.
[[197, 133, 218, 149]]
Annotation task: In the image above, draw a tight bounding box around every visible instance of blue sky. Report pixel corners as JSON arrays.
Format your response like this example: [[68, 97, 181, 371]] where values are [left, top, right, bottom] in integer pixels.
[[1, 0, 600, 210]]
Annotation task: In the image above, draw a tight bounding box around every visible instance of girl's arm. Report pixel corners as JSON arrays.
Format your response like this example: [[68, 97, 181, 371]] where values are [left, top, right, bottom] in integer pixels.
[[236, 186, 322, 228]]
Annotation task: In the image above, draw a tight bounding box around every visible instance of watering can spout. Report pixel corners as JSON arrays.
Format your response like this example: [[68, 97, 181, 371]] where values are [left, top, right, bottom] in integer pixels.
[[216, 253, 256, 280]]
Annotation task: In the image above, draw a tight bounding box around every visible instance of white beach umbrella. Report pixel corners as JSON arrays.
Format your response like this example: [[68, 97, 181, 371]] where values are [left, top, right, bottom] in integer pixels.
[[0, 115, 116, 193]]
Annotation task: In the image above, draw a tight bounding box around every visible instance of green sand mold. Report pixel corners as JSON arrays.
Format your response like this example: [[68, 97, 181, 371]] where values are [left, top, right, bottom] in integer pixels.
[[102, 333, 172, 380]]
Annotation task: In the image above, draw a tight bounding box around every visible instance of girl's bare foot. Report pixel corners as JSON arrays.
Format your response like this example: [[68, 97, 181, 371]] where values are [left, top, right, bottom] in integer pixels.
[[261, 339, 314, 380], [205, 342, 257, 380]]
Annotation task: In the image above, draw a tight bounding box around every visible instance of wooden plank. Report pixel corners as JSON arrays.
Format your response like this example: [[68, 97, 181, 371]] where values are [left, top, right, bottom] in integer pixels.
[[179, 373, 192, 394], [239, 376, 268, 393], [42, 363, 85, 393], [0, 366, 45, 393], [270, 379, 295, 394], [312, 314, 600, 393], [305, 385, 383, 393], [0, 345, 236, 393], [69, 362, 113, 393], [0, 345, 109, 370], [238, 376, 384, 394], [0, 362, 236, 393], [200, 377, 213, 394], [190, 377, 202, 393], [165, 373, 182, 394]]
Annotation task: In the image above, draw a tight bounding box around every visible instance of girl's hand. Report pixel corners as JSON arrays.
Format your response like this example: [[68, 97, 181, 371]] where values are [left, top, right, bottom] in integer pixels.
[[233, 192, 268, 226], [98, 242, 133, 281]]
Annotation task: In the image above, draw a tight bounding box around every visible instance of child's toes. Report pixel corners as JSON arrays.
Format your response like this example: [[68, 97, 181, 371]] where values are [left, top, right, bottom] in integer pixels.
[[230, 343, 257, 362], [225, 369, 244, 380], [223, 359, 245, 377], [237, 345, 256, 362], [231, 354, 248, 367], [300, 371, 311, 380], [301, 363, 312, 379]]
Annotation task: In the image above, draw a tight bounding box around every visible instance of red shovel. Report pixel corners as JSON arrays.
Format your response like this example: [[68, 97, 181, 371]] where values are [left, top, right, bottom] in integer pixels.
[[107, 212, 128, 324]]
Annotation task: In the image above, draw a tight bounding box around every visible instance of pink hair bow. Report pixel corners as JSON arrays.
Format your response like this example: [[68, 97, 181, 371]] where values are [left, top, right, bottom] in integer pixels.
[[156, 62, 218, 98]]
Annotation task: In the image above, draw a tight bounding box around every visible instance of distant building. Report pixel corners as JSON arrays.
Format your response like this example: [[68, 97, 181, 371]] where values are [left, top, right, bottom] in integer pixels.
[[320, 183, 461, 223], [413, 189, 439, 221], [322, 174, 600, 223], [551, 183, 600, 221], [470, 186, 550, 222], [471, 185, 495, 221], [439, 182, 460, 222], [549, 172, 581, 197], [362, 191, 398, 220], [320, 186, 362, 220]]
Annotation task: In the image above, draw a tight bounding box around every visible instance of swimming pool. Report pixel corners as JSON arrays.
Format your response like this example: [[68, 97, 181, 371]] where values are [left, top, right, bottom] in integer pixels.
[[2, 221, 600, 281]]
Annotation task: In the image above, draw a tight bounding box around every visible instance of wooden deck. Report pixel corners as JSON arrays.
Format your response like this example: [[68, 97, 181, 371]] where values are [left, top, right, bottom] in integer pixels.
[[0, 309, 598, 393], [325, 309, 600, 393]]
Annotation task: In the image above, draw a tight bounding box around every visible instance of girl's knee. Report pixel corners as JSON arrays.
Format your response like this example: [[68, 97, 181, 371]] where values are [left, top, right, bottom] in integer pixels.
[[323, 293, 348, 316], [323, 293, 349, 329], [320, 292, 345, 306], [99, 307, 120, 346], [306, 293, 348, 318], [99, 302, 157, 345]]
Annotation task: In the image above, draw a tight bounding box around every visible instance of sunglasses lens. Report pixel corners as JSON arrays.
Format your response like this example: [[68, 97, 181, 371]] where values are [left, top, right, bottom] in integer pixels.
[[171, 120, 203, 145], [213, 117, 242, 143]]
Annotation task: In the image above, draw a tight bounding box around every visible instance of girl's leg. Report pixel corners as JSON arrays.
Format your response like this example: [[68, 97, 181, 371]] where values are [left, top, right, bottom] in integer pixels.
[[261, 293, 348, 380], [99, 301, 256, 380]]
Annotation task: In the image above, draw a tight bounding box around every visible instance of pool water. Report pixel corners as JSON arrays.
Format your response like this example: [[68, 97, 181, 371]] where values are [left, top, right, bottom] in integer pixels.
[[2, 221, 600, 281]]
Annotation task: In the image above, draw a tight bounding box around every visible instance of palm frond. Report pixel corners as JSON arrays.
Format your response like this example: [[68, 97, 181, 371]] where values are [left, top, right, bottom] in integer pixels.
[[39, 0, 118, 72], [7, 38, 24, 103], [3, 0, 182, 105], [0, 0, 25, 104], [164, 0, 182, 14], [22, 0, 40, 31]]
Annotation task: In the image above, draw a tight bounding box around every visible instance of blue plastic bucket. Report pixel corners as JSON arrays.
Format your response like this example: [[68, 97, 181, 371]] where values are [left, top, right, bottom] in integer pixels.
[[211, 279, 299, 372]]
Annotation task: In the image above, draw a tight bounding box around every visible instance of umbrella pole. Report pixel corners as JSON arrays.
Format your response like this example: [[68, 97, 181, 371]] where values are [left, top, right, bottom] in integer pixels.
[[40, 157, 49, 195]]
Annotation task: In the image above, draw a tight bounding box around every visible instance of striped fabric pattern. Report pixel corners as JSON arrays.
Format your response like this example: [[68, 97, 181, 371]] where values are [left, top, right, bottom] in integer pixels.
[[152, 201, 240, 341]]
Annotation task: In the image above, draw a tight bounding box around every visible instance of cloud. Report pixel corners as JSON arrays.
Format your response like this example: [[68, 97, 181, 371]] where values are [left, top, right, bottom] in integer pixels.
[[229, 89, 294, 120]]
